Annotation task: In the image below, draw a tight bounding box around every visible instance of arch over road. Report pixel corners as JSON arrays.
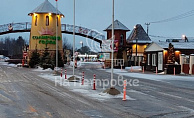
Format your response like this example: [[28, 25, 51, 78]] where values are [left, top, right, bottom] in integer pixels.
[[0, 22, 105, 43]]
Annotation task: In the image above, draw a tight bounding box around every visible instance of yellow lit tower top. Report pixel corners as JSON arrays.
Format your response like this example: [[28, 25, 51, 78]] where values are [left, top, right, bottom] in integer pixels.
[[28, 0, 64, 52]]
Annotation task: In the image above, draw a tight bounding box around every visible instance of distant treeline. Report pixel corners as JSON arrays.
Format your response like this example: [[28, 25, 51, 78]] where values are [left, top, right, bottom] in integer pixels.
[[0, 36, 27, 59]]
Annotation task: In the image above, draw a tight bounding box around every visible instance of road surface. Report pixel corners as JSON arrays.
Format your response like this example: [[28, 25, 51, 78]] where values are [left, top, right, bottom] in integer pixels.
[[0, 63, 194, 118]]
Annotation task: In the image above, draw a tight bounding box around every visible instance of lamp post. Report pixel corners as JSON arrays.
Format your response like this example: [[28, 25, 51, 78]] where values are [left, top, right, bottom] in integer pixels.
[[134, 25, 138, 57], [73, 0, 75, 77], [55, 0, 58, 71], [111, 0, 114, 88], [80, 41, 83, 53]]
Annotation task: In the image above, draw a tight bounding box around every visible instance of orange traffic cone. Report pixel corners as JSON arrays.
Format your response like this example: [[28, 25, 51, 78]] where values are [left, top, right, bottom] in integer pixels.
[[122, 80, 127, 101]]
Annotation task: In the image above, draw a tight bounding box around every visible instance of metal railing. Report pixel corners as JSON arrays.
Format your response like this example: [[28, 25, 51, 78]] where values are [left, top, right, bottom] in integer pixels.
[[0, 22, 105, 41]]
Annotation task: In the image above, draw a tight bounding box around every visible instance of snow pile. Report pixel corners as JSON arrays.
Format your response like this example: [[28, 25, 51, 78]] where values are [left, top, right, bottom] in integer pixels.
[[125, 66, 142, 71], [70, 61, 103, 68], [33, 66, 52, 72], [7, 63, 17, 67], [0, 62, 8, 65], [104, 69, 194, 81]]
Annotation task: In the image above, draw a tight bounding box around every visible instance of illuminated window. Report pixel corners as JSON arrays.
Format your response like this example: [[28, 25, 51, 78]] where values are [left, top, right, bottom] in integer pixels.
[[57, 17, 58, 26], [35, 16, 38, 26], [46, 16, 49, 26]]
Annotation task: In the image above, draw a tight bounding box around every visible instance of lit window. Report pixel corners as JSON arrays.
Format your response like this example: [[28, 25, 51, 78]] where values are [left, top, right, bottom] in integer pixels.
[[35, 16, 38, 26], [57, 17, 58, 26], [46, 16, 49, 26], [152, 54, 156, 66]]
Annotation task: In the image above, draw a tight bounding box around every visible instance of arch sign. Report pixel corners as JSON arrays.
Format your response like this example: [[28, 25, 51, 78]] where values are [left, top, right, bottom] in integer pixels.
[[101, 40, 118, 52]]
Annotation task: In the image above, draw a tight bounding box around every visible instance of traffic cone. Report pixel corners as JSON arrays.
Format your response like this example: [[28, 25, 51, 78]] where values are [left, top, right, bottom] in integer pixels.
[[81, 72, 84, 85], [122, 80, 127, 101], [65, 69, 67, 79], [93, 74, 96, 90], [61, 69, 63, 77]]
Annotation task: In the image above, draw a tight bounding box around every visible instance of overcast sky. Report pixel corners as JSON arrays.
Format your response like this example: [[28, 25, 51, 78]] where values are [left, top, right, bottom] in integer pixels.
[[1, 0, 194, 49]]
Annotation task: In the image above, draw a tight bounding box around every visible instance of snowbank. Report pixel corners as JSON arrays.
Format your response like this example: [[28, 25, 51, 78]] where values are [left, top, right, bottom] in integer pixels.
[[103, 69, 194, 81], [125, 66, 142, 71], [33, 66, 52, 72]]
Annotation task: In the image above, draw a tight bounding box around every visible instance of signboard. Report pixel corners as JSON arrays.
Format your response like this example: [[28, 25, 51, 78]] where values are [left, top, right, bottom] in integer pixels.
[[98, 53, 110, 60], [101, 40, 118, 52]]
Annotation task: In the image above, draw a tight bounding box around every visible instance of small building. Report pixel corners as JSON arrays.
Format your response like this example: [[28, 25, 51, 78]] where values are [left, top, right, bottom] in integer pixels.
[[126, 24, 152, 66], [145, 42, 194, 73], [103, 20, 130, 67]]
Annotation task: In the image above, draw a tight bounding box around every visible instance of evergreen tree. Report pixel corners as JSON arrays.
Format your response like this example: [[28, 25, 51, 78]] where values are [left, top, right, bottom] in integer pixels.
[[52, 50, 64, 67], [29, 49, 40, 68], [40, 47, 53, 69]]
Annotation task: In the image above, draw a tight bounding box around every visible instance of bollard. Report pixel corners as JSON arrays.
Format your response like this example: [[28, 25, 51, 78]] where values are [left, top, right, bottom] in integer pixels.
[[61, 68, 63, 77], [82, 72, 84, 85], [156, 67, 158, 75], [143, 66, 144, 73], [174, 67, 175, 76], [75, 60, 77, 68], [65, 69, 67, 79], [93, 74, 96, 90], [131, 65, 133, 72], [122, 80, 127, 101]]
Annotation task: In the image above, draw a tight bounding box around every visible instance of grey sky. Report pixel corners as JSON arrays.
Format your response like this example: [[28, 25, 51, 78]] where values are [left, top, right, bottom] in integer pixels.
[[1, 0, 194, 49]]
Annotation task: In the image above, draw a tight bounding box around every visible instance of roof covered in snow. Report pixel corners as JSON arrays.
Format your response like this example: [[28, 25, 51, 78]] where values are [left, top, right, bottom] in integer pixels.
[[127, 24, 152, 44], [145, 42, 194, 52], [28, 0, 64, 16], [104, 20, 130, 31], [156, 42, 194, 49]]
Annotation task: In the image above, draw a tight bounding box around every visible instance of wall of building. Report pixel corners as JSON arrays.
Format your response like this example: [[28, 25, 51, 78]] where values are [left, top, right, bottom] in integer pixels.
[[29, 13, 63, 52]]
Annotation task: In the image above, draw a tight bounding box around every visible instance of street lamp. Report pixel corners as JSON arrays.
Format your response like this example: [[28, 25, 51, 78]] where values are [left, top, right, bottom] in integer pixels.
[[182, 34, 188, 42], [80, 41, 83, 50], [55, 0, 58, 71], [134, 25, 138, 57], [73, 0, 76, 77]]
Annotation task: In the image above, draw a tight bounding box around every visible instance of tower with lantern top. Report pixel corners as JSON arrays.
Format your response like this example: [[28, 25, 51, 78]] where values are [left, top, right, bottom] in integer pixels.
[[28, 0, 64, 55]]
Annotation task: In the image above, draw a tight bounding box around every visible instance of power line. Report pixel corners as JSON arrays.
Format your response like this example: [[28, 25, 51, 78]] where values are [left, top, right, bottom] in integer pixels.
[[149, 9, 194, 24]]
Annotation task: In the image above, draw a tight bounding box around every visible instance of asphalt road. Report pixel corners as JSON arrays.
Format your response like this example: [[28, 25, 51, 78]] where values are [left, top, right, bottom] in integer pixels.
[[0, 63, 194, 118]]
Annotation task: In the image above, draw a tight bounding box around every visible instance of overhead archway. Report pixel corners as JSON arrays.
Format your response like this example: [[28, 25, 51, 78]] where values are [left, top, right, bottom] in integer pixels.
[[0, 22, 105, 44]]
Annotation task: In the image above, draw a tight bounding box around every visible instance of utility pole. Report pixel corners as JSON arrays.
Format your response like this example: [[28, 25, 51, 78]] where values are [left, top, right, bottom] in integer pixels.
[[111, 0, 114, 88], [55, 0, 58, 71], [145, 23, 150, 35], [73, 0, 75, 77]]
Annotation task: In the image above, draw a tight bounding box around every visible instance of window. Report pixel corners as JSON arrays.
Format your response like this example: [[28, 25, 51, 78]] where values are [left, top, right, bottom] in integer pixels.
[[57, 17, 59, 26], [46, 16, 49, 26], [148, 54, 150, 65], [152, 54, 156, 66], [120, 34, 124, 45], [35, 16, 37, 26]]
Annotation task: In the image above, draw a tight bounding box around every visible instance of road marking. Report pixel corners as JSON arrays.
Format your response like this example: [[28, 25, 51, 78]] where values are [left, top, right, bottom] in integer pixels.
[[46, 112, 52, 117], [158, 92, 182, 99], [28, 105, 37, 113]]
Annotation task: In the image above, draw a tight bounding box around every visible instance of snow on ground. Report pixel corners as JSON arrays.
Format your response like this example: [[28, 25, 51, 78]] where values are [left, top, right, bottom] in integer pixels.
[[32, 66, 52, 72], [0, 62, 18, 67], [70, 61, 103, 68], [102, 68, 194, 81], [38, 72, 134, 101], [0, 62, 8, 65], [125, 66, 142, 71]]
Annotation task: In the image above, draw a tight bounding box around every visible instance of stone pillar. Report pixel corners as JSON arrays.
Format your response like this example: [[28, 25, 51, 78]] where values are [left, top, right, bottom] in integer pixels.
[[189, 54, 194, 74], [180, 54, 185, 73]]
